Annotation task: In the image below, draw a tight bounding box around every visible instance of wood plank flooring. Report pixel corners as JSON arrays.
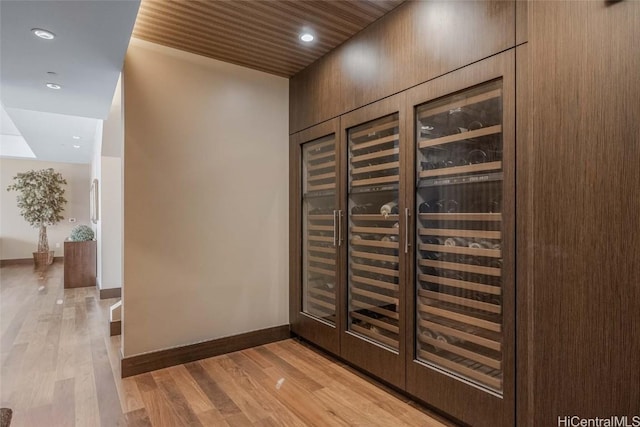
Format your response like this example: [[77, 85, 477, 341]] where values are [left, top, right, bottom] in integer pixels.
[[0, 263, 455, 426]]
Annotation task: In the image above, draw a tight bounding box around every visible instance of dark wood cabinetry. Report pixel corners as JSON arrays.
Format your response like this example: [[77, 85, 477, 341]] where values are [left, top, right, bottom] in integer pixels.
[[290, 51, 516, 426], [63, 240, 97, 289], [290, 0, 640, 425], [526, 1, 640, 424], [289, 0, 516, 134]]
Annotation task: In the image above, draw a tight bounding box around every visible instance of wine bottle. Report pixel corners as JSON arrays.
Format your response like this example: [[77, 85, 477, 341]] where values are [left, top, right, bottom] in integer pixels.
[[470, 240, 501, 250], [419, 123, 446, 139], [422, 281, 440, 292], [418, 201, 432, 213], [421, 329, 436, 341], [424, 252, 441, 260], [444, 237, 468, 247], [450, 146, 470, 167], [444, 199, 459, 213], [419, 199, 444, 213], [423, 237, 443, 245], [441, 270, 465, 281], [446, 107, 471, 136], [380, 200, 398, 217], [439, 159, 455, 169], [455, 255, 482, 265], [421, 161, 438, 170], [351, 203, 376, 214], [467, 149, 488, 165], [309, 206, 334, 215], [487, 200, 501, 213], [488, 259, 503, 269]]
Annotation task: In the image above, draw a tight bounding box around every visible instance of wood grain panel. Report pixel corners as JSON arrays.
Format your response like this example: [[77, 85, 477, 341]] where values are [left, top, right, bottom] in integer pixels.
[[133, 0, 404, 78], [529, 1, 640, 424], [100, 287, 121, 300], [290, 0, 516, 133], [515, 42, 533, 427], [110, 320, 122, 337], [63, 241, 97, 289], [516, 0, 528, 45]]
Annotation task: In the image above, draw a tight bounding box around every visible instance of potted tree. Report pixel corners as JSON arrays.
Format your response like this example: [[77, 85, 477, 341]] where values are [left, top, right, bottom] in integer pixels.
[[6, 168, 67, 271]]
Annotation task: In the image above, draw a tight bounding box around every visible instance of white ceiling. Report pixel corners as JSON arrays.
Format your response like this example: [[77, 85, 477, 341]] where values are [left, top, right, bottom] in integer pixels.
[[6, 106, 99, 164], [0, 0, 140, 163], [0, 105, 35, 159]]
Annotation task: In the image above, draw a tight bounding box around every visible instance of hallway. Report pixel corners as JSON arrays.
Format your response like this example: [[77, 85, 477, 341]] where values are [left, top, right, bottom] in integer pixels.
[[1, 263, 122, 426], [0, 264, 453, 426]]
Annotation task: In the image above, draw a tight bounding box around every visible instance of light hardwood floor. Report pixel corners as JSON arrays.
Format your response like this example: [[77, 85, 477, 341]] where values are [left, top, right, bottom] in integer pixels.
[[0, 263, 455, 426]]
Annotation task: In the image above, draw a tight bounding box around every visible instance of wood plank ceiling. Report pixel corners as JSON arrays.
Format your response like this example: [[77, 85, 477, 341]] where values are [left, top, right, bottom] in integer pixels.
[[132, 0, 405, 78]]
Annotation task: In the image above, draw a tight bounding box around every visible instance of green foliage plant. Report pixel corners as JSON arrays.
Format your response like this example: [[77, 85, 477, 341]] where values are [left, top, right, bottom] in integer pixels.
[[6, 168, 67, 253], [69, 225, 94, 242]]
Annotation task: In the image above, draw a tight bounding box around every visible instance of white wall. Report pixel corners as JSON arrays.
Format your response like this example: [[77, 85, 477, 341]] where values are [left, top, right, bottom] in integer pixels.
[[99, 156, 122, 289], [91, 122, 103, 281], [122, 38, 289, 357], [1, 158, 91, 259], [90, 77, 124, 291]]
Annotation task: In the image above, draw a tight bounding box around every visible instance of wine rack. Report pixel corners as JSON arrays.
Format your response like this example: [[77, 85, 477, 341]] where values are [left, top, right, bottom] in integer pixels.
[[347, 113, 401, 351], [302, 134, 338, 324], [414, 80, 505, 393]]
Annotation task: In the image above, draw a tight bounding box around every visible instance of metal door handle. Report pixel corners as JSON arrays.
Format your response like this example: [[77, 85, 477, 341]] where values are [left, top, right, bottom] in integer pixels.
[[338, 210, 343, 246], [332, 210, 337, 247], [404, 208, 410, 254]]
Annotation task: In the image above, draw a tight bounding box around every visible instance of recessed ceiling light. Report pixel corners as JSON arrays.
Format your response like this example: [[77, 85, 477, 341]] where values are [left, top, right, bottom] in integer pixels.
[[47, 71, 57, 76], [32, 28, 55, 40], [72, 136, 80, 140], [45, 83, 61, 90], [300, 33, 314, 43], [73, 145, 80, 149]]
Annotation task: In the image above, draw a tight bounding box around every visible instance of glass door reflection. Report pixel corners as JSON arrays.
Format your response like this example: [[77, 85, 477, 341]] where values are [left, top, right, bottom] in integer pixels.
[[347, 113, 401, 350], [302, 134, 338, 324]]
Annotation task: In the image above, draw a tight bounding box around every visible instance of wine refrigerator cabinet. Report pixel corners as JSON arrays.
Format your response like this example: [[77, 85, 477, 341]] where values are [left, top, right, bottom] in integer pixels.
[[339, 92, 410, 389], [405, 50, 516, 427], [290, 118, 343, 355]]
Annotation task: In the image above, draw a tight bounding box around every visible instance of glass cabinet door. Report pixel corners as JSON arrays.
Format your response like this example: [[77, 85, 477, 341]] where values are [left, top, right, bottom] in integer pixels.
[[347, 113, 401, 350], [415, 80, 505, 393], [302, 134, 338, 324]]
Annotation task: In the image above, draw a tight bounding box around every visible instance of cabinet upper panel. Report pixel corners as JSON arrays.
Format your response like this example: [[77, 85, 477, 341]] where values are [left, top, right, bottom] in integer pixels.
[[290, 0, 515, 134]]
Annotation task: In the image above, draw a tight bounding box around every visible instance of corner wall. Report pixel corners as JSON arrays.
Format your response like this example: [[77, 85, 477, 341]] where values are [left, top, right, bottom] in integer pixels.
[[91, 77, 124, 292], [122, 39, 289, 357]]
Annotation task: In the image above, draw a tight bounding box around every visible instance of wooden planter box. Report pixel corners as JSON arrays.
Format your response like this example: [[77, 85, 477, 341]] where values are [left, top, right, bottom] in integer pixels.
[[64, 240, 97, 288]]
